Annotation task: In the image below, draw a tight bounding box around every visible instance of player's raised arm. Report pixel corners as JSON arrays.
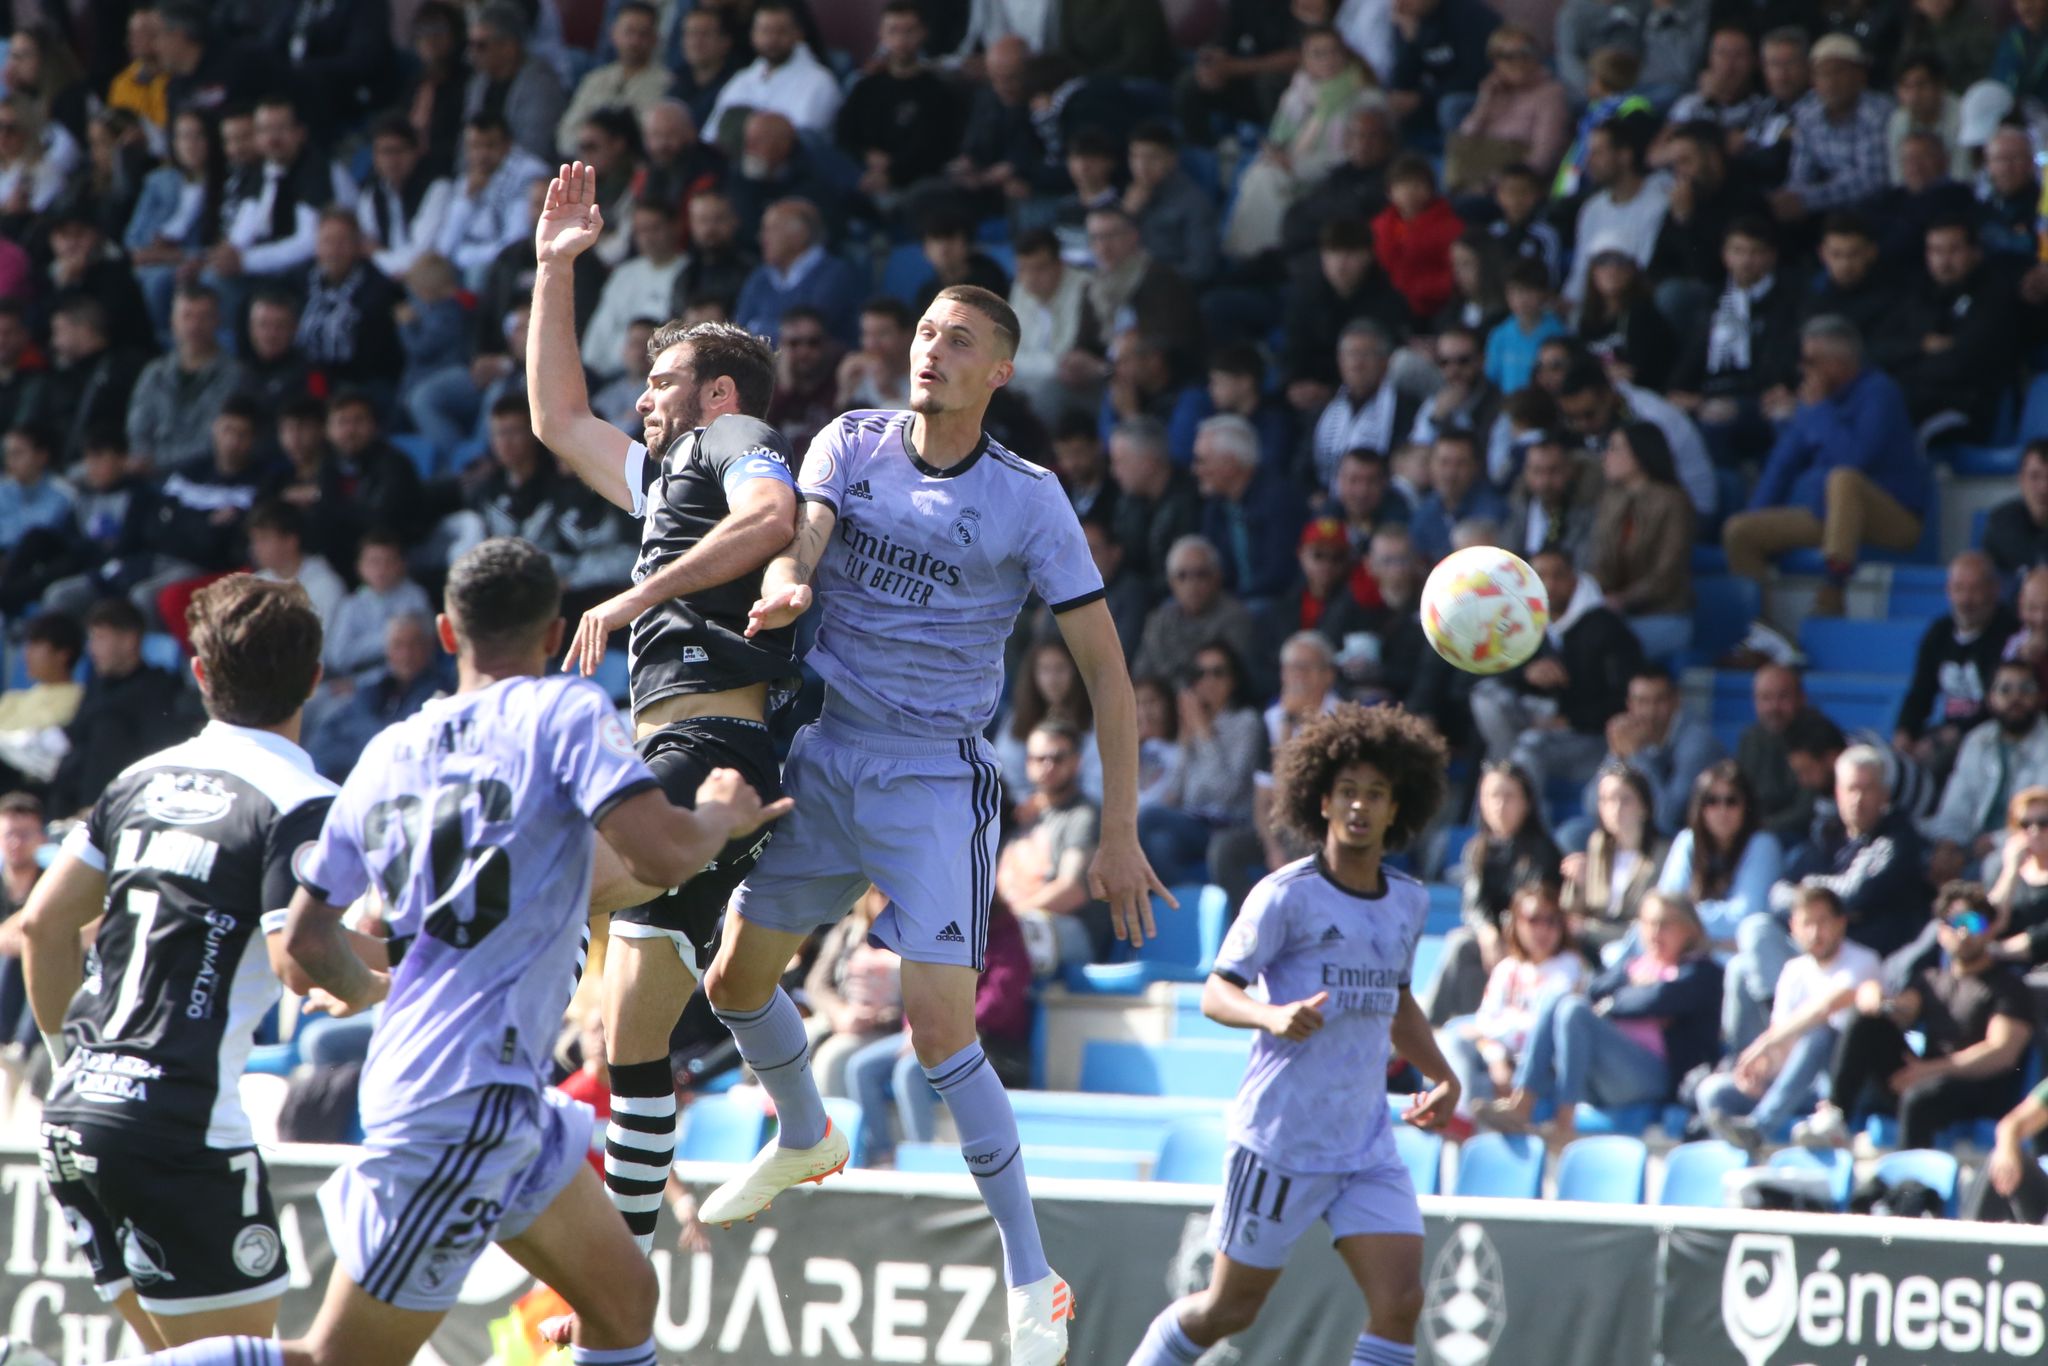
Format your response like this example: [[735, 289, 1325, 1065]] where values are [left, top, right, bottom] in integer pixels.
[[745, 496, 835, 637], [528, 160, 635, 511], [595, 767, 791, 891], [18, 851, 107, 1061], [1056, 598, 1174, 944]]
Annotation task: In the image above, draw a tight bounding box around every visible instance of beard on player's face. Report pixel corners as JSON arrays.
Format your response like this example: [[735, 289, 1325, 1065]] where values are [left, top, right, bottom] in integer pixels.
[[647, 386, 704, 457]]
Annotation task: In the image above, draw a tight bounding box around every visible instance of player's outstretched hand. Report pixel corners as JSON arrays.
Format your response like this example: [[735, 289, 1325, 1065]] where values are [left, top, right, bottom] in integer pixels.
[[694, 767, 795, 839], [563, 590, 640, 676], [1404, 1076, 1460, 1131], [303, 971, 390, 1020], [1267, 991, 1328, 1042], [745, 583, 813, 637], [1089, 839, 1176, 949], [535, 160, 604, 263]]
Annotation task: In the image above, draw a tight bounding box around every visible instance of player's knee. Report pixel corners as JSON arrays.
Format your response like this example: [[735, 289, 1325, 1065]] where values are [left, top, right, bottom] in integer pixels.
[[1370, 1277, 1426, 1338], [583, 1252, 660, 1342], [702, 954, 773, 1014], [902, 1002, 974, 1066]]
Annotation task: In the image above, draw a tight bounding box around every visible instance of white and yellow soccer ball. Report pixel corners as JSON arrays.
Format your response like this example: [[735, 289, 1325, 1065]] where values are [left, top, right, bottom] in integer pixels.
[[1419, 546, 1550, 675]]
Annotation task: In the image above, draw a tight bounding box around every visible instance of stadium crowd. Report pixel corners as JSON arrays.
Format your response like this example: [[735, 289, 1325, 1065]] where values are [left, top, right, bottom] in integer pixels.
[[7, 0, 2048, 1209]]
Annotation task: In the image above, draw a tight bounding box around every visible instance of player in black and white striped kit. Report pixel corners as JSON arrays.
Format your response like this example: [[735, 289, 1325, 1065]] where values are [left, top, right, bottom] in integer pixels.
[[23, 577, 348, 1353]]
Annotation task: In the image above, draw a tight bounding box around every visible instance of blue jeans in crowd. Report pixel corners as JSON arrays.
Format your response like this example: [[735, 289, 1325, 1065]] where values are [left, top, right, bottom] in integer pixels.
[[1694, 1025, 1837, 1139], [1722, 913, 1798, 1053], [1138, 805, 1219, 887], [842, 1028, 939, 1166], [1512, 991, 1669, 1113]]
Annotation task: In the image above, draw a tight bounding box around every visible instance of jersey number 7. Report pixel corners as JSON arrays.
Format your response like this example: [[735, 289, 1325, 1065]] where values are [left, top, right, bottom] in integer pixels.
[[363, 780, 514, 950]]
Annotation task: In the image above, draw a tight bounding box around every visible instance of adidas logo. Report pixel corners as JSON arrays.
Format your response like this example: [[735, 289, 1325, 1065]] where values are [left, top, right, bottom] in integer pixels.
[[1321, 925, 1345, 942], [936, 921, 966, 943], [848, 479, 874, 500]]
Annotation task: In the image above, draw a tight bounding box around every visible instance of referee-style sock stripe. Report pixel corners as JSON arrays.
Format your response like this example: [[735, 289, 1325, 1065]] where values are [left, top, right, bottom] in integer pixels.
[[607, 1110, 675, 1140], [711, 1000, 776, 1026], [571, 1339, 660, 1366], [926, 1049, 987, 1092], [603, 1151, 671, 1185], [607, 1058, 675, 1099], [1352, 1335, 1416, 1365]]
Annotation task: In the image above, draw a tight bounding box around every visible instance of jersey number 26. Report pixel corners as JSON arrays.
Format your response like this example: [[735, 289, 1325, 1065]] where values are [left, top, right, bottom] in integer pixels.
[[363, 779, 514, 949]]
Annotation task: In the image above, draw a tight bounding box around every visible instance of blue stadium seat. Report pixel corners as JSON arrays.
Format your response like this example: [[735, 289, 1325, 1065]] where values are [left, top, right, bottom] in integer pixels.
[[1452, 1132, 1545, 1199], [1687, 577, 1760, 668], [1008, 1092, 1223, 1151], [823, 1096, 863, 1164], [1130, 883, 1229, 981], [1395, 1123, 1444, 1196], [1763, 1146, 1853, 1210], [1804, 674, 1909, 733], [1690, 544, 1730, 576], [677, 1095, 767, 1163], [895, 1142, 965, 1174], [1572, 1102, 1658, 1137], [1062, 961, 1151, 993], [140, 633, 184, 673], [881, 243, 936, 304], [1556, 1135, 1648, 1204], [1425, 882, 1462, 936], [1170, 983, 1239, 1040], [1948, 444, 2023, 477], [1179, 146, 1221, 200], [1658, 1140, 1750, 1207], [2018, 370, 2048, 441], [1543, 776, 1584, 826], [390, 432, 439, 480], [1873, 1148, 1960, 1216], [590, 650, 631, 705], [1886, 567, 1948, 622], [1153, 1116, 1229, 1183], [244, 1041, 300, 1077], [982, 242, 1016, 277], [1973, 507, 1991, 550], [1079, 1038, 1250, 1098], [1796, 619, 1925, 675], [1411, 935, 1447, 999], [1025, 1150, 1150, 1181]]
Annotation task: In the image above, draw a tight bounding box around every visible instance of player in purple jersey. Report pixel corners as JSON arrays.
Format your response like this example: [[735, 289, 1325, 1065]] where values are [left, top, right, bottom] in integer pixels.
[[697, 285, 1171, 1365], [103, 539, 788, 1366], [1127, 705, 1460, 1366], [529, 161, 801, 1256]]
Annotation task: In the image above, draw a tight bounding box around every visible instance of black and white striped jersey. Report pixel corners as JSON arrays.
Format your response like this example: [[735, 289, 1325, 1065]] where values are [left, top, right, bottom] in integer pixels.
[[44, 721, 336, 1149]]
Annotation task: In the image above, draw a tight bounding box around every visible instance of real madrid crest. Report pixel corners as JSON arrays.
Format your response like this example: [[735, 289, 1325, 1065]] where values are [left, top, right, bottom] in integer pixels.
[[950, 506, 982, 548]]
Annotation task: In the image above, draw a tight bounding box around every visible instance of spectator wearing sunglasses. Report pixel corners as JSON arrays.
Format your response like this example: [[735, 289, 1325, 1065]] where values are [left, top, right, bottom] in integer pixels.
[[1791, 882, 2032, 1152], [1660, 762, 1786, 1049], [1990, 786, 2048, 966]]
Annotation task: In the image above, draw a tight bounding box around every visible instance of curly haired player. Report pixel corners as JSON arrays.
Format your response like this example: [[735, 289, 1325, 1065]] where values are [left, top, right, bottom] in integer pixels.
[[1126, 703, 1460, 1366]]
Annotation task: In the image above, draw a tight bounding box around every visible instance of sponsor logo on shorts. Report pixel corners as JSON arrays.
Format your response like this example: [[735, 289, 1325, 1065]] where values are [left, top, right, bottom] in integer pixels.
[[232, 1224, 281, 1279], [141, 770, 236, 826], [936, 921, 966, 944], [416, 1249, 458, 1293], [121, 1224, 175, 1286], [680, 645, 710, 663]]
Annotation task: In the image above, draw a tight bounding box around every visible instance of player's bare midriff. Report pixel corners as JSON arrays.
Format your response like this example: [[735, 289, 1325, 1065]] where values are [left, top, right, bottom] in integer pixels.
[[635, 682, 769, 735]]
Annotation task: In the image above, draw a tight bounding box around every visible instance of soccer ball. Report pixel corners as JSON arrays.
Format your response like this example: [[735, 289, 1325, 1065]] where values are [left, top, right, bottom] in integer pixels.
[[1419, 546, 1549, 675]]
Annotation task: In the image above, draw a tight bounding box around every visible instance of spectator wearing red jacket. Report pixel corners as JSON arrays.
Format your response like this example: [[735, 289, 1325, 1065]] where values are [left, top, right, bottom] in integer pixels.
[[1372, 155, 1465, 323]]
